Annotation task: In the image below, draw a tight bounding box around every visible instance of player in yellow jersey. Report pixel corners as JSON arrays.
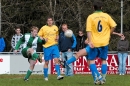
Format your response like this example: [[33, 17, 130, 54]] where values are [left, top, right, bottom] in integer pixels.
[[66, 0, 117, 85], [38, 17, 64, 81]]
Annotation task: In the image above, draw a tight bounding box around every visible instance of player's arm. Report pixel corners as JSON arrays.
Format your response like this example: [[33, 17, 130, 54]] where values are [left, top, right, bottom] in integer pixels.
[[112, 32, 123, 36], [55, 34, 59, 42], [55, 27, 59, 42], [86, 15, 94, 48], [37, 37, 46, 44], [87, 31, 94, 48], [85, 38, 88, 44], [38, 27, 47, 42], [38, 27, 44, 38], [108, 15, 118, 35], [110, 27, 116, 34]]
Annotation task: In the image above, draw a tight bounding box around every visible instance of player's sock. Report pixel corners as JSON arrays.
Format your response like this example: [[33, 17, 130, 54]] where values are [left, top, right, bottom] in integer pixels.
[[66, 56, 76, 64], [55, 64, 60, 76], [24, 69, 32, 79], [101, 64, 107, 80], [43, 68, 48, 78], [101, 64, 107, 74], [90, 64, 100, 81], [32, 53, 39, 60]]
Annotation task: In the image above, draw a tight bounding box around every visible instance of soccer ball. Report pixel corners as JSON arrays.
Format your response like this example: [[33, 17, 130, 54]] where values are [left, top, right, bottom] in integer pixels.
[[64, 29, 73, 38]]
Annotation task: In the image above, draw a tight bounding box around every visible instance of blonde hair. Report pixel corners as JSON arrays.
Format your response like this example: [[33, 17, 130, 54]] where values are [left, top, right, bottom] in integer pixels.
[[31, 26, 39, 32]]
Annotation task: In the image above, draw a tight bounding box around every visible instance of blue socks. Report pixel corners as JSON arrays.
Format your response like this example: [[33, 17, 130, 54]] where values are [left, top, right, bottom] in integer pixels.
[[90, 64, 100, 81], [44, 65, 61, 77], [55, 65, 60, 76], [101, 64, 107, 74], [66, 56, 76, 64], [43, 68, 48, 78]]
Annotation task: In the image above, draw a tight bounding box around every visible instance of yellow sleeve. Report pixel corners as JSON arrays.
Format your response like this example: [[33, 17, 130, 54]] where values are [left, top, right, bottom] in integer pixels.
[[86, 15, 92, 32], [38, 27, 44, 37], [108, 15, 117, 28]]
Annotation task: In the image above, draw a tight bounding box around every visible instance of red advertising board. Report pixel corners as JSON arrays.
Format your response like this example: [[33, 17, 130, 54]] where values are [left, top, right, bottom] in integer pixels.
[[51, 54, 130, 74]]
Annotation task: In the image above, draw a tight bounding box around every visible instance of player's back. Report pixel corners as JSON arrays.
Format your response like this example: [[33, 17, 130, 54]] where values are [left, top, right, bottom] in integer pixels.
[[86, 11, 117, 47]]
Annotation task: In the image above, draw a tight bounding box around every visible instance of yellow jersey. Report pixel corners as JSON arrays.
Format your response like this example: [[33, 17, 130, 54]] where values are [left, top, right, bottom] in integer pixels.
[[86, 11, 117, 47], [38, 25, 59, 48]]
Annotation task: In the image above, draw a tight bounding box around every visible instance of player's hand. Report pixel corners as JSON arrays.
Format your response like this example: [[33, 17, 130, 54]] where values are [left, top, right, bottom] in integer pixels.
[[55, 36, 59, 42], [85, 39, 89, 44], [44, 38, 48, 42], [118, 33, 124, 37], [40, 37, 43, 40], [88, 42, 94, 48]]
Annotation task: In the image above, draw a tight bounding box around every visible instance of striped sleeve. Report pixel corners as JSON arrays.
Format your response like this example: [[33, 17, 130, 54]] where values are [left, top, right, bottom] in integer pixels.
[[11, 35, 15, 49]]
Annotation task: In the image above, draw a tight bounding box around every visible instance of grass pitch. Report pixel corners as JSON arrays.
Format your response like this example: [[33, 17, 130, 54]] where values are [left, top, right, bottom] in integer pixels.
[[0, 74, 130, 86]]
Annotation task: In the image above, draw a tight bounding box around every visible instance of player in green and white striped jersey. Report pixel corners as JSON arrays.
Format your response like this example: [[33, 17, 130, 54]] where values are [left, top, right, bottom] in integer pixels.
[[14, 26, 46, 81]]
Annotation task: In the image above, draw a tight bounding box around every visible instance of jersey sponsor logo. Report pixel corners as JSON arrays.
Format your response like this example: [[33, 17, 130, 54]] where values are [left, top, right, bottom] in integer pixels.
[[54, 29, 56, 31]]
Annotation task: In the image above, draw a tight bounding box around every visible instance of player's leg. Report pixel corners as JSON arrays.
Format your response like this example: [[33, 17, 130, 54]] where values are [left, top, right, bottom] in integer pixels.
[[21, 48, 31, 81], [22, 48, 37, 81], [100, 46, 109, 84], [44, 61, 49, 81], [122, 53, 128, 75], [117, 53, 122, 75], [42, 47, 50, 81], [89, 60, 101, 85], [24, 59, 36, 81], [52, 45, 64, 80], [66, 51, 73, 76], [101, 60, 107, 83], [85, 46, 102, 84], [28, 48, 42, 62], [66, 48, 87, 65]]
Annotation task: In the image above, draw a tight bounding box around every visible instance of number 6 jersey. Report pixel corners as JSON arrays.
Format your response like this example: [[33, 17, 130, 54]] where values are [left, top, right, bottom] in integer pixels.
[[86, 11, 117, 47]]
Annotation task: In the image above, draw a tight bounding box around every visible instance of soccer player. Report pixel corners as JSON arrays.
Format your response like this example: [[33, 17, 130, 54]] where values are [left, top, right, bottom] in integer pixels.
[[66, 0, 117, 85], [14, 26, 45, 81], [38, 17, 64, 81]]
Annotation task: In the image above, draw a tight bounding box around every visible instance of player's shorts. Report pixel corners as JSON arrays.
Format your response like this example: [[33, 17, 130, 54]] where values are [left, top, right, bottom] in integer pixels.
[[85, 45, 108, 60], [21, 47, 33, 60], [43, 45, 60, 61]]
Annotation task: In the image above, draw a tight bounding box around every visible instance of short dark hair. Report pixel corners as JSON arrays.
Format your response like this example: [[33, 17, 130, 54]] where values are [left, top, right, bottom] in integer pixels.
[[47, 16, 53, 21], [93, 0, 103, 10], [15, 25, 21, 30], [78, 29, 83, 32]]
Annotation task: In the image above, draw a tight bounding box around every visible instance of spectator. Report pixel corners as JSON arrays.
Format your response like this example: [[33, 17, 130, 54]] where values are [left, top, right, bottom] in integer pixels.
[[59, 24, 77, 76], [117, 35, 129, 75], [75, 30, 87, 51], [0, 35, 5, 52], [11, 27, 23, 52]]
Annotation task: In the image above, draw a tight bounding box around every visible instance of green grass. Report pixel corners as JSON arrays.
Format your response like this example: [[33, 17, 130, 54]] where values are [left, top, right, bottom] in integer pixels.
[[0, 74, 130, 86]]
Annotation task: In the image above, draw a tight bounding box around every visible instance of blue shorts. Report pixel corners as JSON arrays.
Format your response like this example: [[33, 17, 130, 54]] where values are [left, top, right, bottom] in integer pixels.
[[43, 45, 60, 61], [85, 45, 108, 60]]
